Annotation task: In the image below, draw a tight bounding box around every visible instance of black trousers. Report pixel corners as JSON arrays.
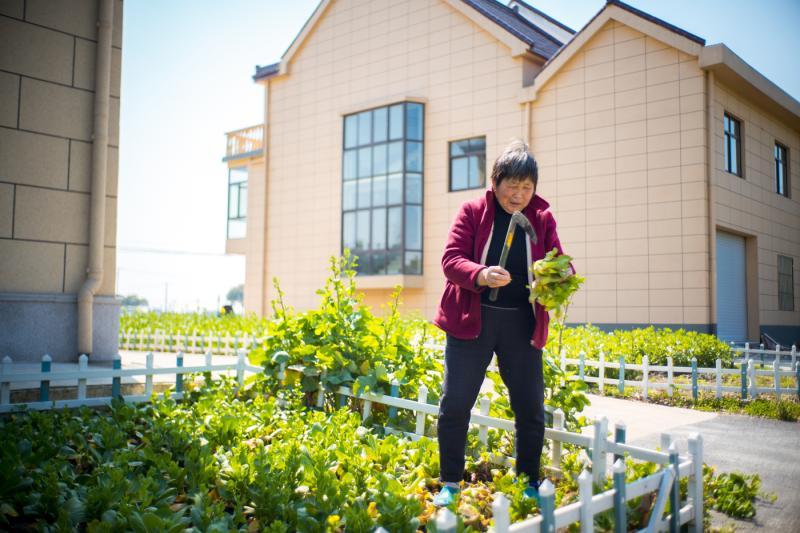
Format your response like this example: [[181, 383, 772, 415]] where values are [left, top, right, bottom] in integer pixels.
[[437, 304, 545, 484]]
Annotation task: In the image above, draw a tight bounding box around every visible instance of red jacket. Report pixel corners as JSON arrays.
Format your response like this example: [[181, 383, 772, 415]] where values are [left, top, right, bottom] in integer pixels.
[[433, 188, 570, 349]]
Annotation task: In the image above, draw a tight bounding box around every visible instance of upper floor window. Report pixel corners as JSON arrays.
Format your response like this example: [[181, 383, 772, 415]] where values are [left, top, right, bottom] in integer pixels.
[[449, 137, 486, 191], [723, 113, 742, 177], [775, 142, 789, 198], [227, 167, 247, 239], [778, 255, 794, 312], [342, 102, 424, 275]]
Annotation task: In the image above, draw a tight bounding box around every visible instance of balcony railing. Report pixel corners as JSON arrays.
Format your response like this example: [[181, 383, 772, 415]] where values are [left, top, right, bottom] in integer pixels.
[[224, 124, 264, 161]]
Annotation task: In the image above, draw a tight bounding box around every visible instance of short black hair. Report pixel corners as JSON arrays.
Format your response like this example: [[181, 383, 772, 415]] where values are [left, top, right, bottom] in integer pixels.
[[490, 139, 538, 188]]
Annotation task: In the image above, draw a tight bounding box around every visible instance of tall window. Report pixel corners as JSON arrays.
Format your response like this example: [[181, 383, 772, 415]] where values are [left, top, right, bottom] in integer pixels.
[[449, 137, 486, 191], [342, 102, 424, 275], [723, 113, 742, 177], [227, 167, 247, 239], [778, 255, 794, 311], [775, 142, 789, 198]]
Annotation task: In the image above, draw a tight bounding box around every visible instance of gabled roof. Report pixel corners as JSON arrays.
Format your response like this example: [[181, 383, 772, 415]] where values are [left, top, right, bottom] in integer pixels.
[[253, 0, 567, 82], [517, 0, 800, 128], [520, 0, 707, 101], [607, 0, 704, 45], [460, 0, 564, 54], [509, 0, 575, 35], [253, 62, 280, 81]]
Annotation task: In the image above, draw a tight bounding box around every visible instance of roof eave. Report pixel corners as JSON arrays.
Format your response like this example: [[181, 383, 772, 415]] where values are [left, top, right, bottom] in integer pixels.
[[700, 44, 800, 129], [519, 2, 705, 103]]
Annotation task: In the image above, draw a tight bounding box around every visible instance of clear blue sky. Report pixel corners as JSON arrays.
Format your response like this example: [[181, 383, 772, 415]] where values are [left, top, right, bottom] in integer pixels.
[[117, 0, 800, 312]]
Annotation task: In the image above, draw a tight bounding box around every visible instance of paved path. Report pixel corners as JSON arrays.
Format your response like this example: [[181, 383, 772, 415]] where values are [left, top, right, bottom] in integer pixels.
[[580, 394, 800, 532]]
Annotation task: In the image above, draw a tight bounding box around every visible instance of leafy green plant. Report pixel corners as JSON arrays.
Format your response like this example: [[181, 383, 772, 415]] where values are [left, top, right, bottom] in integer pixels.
[[704, 466, 775, 519]]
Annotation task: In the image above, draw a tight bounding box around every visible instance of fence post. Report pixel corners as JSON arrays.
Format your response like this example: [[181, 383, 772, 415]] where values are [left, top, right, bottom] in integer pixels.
[[109, 354, 120, 398], [175, 352, 184, 395], [691, 357, 698, 401], [361, 396, 372, 422], [667, 356, 674, 397], [236, 350, 245, 387], [613, 458, 627, 533], [551, 408, 564, 469], [491, 493, 511, 533], [540, 479, 556, 533], [796, 365, 800, 401], [39, 354, 52, 402], [234, 333, 240, 354], [748, 360, 758, 398], [560, 348, 566, 373], [660, 432, 671, 452], [599, 351, 606, 394], [774, 357, 781, 401], [776, 344, 782, 367], [688, 433, 704, 533], [145, 352, 154, 397], [204, 350, 213, 384], [78, 354, 88, 400], [759, 343, 765, 368], [791, 345, 797, 371], [642, 355, 649, 400], [434, 508, 457, 533], [478, 397, 490, 446], [316, 371, 326, 410], [388, 380, 400, 423], [578, 469, 593, 533], [715, 358, 722, 399], [1, 356, 11, 405], [579, 351, 585, 382], [613, 421, 626, 464], [416, 385, 428, 437], [618, 356, 625, 394], [592, 417, 608, 485], [669, 442, 680, 533], [740, 361, 747, 399], [744, 342, 750, 365]]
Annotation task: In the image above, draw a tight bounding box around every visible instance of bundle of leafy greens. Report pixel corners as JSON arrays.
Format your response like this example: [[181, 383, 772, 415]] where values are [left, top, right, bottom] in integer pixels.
[[529, 248, 585, 356]]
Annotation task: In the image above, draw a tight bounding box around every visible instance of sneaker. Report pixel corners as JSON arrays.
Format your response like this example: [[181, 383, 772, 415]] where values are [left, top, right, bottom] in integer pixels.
[[522, 485, 540, 503], [432, 485, 460, 507]]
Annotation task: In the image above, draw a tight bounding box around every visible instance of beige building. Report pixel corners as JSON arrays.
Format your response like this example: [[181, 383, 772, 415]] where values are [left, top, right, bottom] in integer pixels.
[[0, 0, 123, 361], [225, 0, 799, 345]]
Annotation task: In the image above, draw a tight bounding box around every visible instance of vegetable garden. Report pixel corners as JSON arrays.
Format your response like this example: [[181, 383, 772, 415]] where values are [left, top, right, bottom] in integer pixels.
[[1, 254, 779, 531]]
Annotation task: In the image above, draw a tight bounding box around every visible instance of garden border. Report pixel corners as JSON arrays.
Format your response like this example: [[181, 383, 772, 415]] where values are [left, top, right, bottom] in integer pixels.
[[0, 350, 704, 532]]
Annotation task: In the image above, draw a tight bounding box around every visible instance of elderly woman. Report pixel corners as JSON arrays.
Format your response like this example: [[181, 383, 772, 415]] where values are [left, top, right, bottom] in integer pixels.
[[432, 140, 570, 506]]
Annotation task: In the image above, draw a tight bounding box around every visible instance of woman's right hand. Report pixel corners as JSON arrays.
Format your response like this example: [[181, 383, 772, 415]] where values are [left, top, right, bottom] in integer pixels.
[[478, 266, 511, 288]]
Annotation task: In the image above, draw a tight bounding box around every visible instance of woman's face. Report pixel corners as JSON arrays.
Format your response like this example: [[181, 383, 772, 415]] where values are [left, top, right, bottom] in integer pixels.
[[494, 177, 535, 214]]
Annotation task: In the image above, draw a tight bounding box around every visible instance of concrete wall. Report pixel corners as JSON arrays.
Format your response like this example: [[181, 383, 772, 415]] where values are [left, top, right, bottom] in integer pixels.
[[0, 0, 123, 361], [529, 20, 710, 329], [712, 80, 800, 344], [262, 0, 529, 316]]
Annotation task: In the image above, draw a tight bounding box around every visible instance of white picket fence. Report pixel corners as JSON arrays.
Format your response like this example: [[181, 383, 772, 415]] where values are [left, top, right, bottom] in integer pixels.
[[119, 329, 259, 356], [0, 350, 703, 532], [732, 342, 798, 369], [561, 350, 800, 401]]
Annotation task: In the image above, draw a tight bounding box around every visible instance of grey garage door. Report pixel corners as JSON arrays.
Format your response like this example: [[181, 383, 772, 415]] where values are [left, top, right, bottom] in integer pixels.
[[716, 231, 748, 342]]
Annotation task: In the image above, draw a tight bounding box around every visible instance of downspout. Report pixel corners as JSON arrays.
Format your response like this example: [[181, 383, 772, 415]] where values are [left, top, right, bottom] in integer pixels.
[[705, 69, 717, 333], [260, 79, 271, 316], [78, 0, 114, 357]]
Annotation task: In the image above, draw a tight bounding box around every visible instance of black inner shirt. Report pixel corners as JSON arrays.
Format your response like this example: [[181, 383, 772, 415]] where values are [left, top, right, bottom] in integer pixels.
[[480, 198, 532, 309]]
